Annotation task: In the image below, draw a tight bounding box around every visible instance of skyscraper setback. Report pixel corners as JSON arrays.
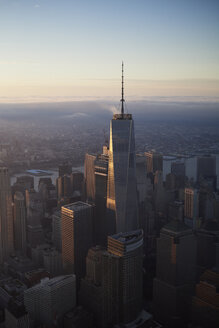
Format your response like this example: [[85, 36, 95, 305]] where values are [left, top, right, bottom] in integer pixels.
[[106, 63, 139, 233]]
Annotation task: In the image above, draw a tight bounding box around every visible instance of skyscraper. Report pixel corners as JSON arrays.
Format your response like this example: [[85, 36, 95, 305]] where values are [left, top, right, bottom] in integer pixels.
[[106, 63, 139, 233], [153, 220, 197, 326], [80, 230, 144, 328], [0, 167, 14, 264], [61, 201, 94, 281], [13, 191, 27, 254], [145, 151, 163, 174], [197, 155, 217, 190], [184, 187, 199, 228], [106, 230, 144, 325]]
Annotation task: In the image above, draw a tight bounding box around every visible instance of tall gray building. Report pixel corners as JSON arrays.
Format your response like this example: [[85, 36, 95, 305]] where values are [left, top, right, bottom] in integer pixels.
[[106, 64, 139, 233], [0, 167, 14, 264]]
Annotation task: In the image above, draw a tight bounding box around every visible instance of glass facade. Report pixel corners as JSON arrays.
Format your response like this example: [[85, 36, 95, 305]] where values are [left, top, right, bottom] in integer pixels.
[[107, 114, 139, 233]]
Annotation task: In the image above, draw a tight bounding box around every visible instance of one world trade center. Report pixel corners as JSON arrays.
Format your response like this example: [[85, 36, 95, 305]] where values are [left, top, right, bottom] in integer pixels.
[[106, 63, 139, 233]]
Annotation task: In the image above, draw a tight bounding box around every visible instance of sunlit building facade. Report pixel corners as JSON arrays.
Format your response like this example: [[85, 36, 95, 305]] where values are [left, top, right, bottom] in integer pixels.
[[106, 113, 139, 233]]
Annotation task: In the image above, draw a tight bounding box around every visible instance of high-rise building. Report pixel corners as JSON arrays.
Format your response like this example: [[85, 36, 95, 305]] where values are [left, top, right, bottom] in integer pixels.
[[197, 155, 217, 190], [24, 275, 76, 327], [52, 210, 62, 252], [59, 162, 72, 177], [79, 246, 105, 328], [171, 161, 185, 176], [61, 202, 94, 281], [70, 171, 84, 194], [153, 220, 197, 326], [94, 153, 108, 245], [80, 230, 144, 328], [0, 167, 14, 264], [13, 191, 27, 254], [145, 151, 163, 174], [106, 64, 139, 233], [84, 153, 96, 203], [105, 230, 144, 325], [184, 187, 199, 228]]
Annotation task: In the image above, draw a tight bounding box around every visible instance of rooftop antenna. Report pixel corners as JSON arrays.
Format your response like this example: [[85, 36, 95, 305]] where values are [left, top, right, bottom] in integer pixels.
[[121, 61, 125, 116]]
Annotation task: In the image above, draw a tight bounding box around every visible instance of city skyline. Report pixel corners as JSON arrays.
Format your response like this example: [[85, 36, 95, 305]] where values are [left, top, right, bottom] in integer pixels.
[[0, 0, 219, 102]]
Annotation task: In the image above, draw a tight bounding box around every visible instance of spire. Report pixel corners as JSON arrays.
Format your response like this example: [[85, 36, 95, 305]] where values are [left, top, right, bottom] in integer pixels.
[[121, 61, 125, 115]]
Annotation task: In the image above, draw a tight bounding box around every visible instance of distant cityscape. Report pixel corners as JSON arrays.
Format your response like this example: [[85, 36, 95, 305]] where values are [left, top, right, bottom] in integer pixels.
[[0, 84, 219, 328]]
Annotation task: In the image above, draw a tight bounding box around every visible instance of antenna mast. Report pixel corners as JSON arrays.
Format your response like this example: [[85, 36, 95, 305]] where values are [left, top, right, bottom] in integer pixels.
[[121, 62, 125, 116]]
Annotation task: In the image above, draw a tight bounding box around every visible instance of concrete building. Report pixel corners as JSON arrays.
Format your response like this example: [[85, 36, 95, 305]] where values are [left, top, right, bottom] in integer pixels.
[[24, 275, 76, 327], [61, 202, 94, 281], [0, 167, 14, 264]]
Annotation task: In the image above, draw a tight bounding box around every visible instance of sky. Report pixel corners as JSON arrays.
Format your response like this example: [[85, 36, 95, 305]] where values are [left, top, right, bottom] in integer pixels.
[[0, 0, 219, 102]]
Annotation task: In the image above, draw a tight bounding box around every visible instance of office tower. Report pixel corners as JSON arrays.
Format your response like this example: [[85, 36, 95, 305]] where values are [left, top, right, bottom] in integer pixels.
[[168, 201, 184, 221], [199, 188, 215, 221], [61, 202, 94, 281], [80, 230, 144, 328], [43, 248, 63, 277], [153, 170, 166, 214], [145, 151, 163, 174], [171, 161, 186, 188], [79, 246, 105, 328], [165, 172, 176, 191], [16, 175, 34, 190], [153, 220, 197, 326], [197, 155, 217, 190], [25, 190, 44, 252], [52, 210, 62, 252], [196, 220, 219, 279], [84, 153, 96, 203], [94, 153, 108, 245], [13, 191, 27, 254], [59, 162, 72, 177], [106, 230, 144, 325], [0, 167, 14, 264], [56, 175, 72, 200], [24, 275, 76, 327], [70, 171, 84, 194], [106, 64, 139, 233], [184, 187, 199, 228], [171, 161, 185, 176]]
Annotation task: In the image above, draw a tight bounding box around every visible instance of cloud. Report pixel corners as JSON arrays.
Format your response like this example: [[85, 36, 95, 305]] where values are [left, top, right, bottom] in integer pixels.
[[34, 4, 40, 8]]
